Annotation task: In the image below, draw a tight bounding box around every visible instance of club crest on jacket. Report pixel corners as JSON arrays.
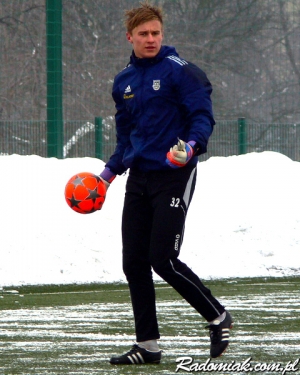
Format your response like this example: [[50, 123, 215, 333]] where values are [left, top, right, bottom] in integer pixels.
[[152, 80, 160, 91]]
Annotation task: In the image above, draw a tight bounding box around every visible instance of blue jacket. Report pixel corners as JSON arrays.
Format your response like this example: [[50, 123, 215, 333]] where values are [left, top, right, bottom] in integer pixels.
[[105, 45, 215, 175]]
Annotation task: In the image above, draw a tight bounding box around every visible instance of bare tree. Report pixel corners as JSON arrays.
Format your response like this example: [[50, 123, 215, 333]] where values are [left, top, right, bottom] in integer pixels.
[[0, 1, 45, 120]]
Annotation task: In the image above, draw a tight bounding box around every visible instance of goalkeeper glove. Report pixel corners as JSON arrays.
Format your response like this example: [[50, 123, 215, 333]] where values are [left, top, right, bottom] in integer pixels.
[[166, 139, 195, 168]]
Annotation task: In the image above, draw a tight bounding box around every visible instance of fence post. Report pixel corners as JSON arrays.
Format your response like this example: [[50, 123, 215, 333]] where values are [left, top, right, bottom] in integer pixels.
[[95, 117, 103, 160], [238, 117, 247, 154], [46, 0, 63, 158]]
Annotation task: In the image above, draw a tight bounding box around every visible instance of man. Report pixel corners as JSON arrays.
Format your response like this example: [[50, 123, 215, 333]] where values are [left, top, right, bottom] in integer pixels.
[[99, 1, 233, 365]]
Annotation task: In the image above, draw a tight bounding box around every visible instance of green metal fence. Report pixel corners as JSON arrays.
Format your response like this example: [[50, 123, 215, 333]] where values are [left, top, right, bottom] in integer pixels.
[[1, 119, 299, 162], [200, 120, 300, 162]]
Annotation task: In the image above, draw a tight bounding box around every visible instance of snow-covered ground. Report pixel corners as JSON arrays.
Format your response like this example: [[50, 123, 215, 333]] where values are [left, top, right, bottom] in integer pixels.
[[1, 151, 299, 287]]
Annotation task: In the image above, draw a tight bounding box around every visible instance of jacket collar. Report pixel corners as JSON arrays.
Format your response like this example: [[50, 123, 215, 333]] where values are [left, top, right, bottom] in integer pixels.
[[129, 45, 178, 67]]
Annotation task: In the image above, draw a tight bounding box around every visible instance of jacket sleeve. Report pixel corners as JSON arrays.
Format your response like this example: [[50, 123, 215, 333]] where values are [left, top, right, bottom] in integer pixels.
[[178, 63, 215, 155], [104, 81, 132, 175]]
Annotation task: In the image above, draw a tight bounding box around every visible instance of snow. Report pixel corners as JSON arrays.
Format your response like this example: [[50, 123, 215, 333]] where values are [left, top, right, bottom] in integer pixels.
[[1, 151, 299, 287]]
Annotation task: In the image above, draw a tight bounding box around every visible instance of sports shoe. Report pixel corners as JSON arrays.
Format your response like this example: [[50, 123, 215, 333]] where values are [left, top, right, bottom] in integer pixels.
[[110, 344, 162, 365], [206, 311, 233, 358]]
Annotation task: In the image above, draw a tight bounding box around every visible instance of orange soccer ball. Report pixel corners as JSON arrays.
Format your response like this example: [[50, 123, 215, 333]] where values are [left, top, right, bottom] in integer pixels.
[[65, 172, 106, 214]]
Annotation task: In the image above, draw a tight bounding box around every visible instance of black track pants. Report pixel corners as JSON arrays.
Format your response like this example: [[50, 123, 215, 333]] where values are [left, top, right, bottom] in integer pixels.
[[122, 166, 225, 342]]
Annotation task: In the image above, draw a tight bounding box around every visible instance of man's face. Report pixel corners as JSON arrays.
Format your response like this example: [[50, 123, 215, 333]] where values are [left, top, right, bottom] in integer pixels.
[[126, 20, 163, 59]]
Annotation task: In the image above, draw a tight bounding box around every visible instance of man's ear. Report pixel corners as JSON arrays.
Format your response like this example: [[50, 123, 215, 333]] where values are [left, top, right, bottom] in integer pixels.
[[126, 32, 133, 44]]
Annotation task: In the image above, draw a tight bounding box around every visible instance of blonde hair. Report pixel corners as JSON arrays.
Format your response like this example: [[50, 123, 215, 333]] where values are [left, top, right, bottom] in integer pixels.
[[125, 1, 163, 33]]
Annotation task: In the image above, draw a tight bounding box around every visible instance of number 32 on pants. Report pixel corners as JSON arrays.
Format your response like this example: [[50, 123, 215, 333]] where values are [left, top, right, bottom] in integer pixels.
[[170, 197, 180, 208]]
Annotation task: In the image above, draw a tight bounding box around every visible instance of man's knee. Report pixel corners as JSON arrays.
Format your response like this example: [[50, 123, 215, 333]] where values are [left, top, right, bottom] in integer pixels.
[[123, 256, 152, 281], [150, 255, 171, 278]]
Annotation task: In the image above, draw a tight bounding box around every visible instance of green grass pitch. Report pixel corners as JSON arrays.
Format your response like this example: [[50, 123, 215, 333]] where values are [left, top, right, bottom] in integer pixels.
[[1, 277, 300, 374]]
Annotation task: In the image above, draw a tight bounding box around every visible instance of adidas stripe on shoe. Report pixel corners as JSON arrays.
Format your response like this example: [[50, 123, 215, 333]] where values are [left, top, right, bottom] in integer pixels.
[[206, 310, 233, 358], [110, 344, 162, 365]]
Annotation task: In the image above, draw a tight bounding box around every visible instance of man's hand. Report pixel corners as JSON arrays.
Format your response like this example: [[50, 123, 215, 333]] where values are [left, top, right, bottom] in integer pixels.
[[99, 167, 116, 191], [100, 177, 110, 191], [166, 139, 194, 168]]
